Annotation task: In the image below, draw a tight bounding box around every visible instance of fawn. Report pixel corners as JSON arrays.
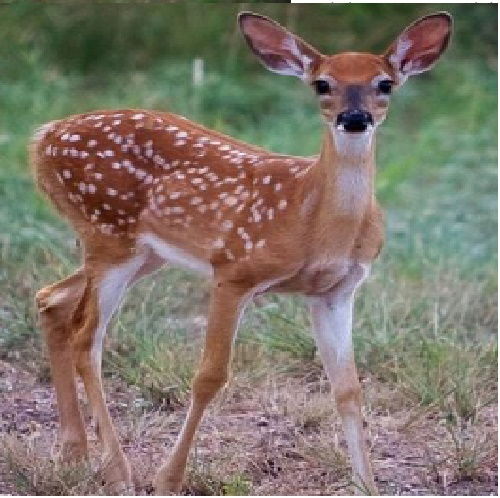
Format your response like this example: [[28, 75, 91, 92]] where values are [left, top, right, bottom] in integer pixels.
[[32, 11, 452, 495]]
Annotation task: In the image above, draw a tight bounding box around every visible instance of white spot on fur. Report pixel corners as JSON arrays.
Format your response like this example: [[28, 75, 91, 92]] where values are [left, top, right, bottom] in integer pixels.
[[213, 238, 224, 249], [225, 196, 238, 207]]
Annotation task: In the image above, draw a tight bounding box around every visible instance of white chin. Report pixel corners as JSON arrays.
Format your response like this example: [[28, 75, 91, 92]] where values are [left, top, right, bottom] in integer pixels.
[[331, 125, 374, 157]]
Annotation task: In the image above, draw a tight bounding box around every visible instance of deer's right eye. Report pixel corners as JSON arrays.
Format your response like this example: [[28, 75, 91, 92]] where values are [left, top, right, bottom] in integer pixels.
[[313, 79, 331, 95]]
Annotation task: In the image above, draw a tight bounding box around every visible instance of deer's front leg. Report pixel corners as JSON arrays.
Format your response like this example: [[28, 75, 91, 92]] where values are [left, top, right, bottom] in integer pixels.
[[154, 280, 251, 495], [309, 263, 377, 495]]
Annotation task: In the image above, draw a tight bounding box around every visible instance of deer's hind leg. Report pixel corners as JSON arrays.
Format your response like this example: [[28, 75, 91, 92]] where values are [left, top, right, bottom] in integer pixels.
[[38, 248, 163, 492], [69, 251, 158, 492], [36, 268, 89, 460], [72, 250, 165, 489]]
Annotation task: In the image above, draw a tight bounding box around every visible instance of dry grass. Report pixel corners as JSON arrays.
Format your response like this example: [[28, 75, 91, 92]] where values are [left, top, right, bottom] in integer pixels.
[[1, 435, 106, 496], [185, 462, 252, 496], [0, 262, 496, 495], [0, 363, 496, 495]]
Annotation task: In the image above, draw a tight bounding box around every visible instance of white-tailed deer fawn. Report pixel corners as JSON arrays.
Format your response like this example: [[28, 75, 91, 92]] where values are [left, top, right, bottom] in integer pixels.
[[31, 11, 452, 495]]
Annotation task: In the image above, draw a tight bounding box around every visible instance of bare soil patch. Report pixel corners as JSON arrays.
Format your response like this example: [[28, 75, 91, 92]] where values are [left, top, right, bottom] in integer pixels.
[[0, 360, 496, 495]]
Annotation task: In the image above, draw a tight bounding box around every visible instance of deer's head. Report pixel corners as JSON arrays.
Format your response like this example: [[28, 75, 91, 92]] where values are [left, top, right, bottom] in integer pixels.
[[239, 12, 452, 141]]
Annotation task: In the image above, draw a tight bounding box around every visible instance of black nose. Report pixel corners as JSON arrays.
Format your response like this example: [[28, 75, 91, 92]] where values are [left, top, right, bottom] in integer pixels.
[[336, 110, 373, 132]]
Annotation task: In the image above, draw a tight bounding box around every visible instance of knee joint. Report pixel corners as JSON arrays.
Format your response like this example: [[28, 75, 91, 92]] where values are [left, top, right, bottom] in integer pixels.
[[36, 289, 74, 343], [36, 282, 91, 351], [335, 385, 362, 414], [192, 369, 228, 401], [36, 286, 69, 313]]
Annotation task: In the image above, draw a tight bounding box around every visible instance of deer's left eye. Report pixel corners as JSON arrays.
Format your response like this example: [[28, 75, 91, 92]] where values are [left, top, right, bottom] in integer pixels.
[[377, 79, 394, 95], [313, 79, 331, 95]]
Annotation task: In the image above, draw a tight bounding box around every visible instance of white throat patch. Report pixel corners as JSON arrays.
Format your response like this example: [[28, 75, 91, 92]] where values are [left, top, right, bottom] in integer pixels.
[[331, 126, 374, 162], [329, 126, 373, 213]]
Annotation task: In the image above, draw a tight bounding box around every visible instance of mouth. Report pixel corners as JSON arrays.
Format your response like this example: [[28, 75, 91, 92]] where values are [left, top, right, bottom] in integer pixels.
[[335, 124, 373, 134]]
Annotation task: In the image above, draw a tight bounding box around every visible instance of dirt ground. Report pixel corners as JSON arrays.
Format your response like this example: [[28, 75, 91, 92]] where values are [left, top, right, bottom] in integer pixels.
[[0, 359, 497, 496]]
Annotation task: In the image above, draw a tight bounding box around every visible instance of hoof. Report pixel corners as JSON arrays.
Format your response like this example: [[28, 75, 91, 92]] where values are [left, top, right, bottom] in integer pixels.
[[153, 468, 183, 495], [107, 480, 135, 496], [154, 480, 183, 495], [53, 439, 88, 462], [101, 453, 134, 495]]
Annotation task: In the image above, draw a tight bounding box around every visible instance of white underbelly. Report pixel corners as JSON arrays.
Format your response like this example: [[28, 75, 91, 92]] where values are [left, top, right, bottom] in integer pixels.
[[138, 232, 213, 276]]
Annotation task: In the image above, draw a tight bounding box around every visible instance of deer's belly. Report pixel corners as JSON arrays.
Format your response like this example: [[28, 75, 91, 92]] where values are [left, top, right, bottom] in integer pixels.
[[269, 259, 353, 295]]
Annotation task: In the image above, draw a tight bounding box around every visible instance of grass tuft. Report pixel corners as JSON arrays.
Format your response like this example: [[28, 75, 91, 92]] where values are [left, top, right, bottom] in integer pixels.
[[1, 436, 106, 496]]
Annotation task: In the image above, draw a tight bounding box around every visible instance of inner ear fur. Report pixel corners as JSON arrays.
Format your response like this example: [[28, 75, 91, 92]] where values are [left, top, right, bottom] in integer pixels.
[[384, 12, 453, 79], [238, 12, 323, 79]]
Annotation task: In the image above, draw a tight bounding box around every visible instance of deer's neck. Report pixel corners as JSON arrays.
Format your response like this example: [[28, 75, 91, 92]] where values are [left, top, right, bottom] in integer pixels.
[[315, 127, 376, 216]]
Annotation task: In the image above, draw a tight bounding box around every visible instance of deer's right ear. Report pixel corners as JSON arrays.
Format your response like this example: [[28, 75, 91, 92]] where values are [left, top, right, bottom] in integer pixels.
[[238, 12, 323, 80]]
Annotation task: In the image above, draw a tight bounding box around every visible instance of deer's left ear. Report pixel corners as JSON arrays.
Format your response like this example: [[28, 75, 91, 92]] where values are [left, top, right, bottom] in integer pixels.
[[384, 12, 453, 82], [238, 12, 323, 80]]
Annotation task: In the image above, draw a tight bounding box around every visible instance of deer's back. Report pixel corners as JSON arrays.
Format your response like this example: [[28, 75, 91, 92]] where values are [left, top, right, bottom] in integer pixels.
[[31, 109, 313, 268]]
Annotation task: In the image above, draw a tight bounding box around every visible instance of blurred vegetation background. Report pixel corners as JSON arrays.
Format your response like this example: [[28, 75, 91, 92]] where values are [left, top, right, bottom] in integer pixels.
[[0, 3, 496, 264], [0, 5, 497, 487]]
